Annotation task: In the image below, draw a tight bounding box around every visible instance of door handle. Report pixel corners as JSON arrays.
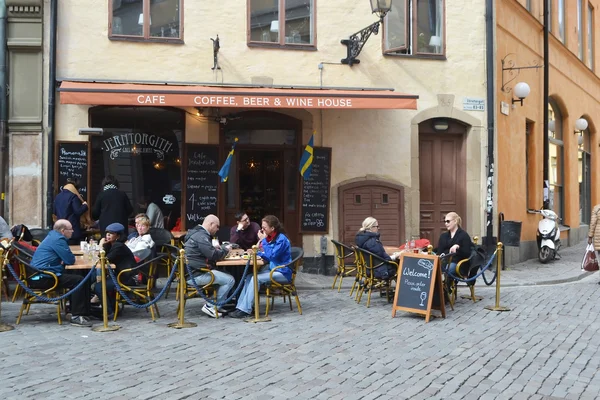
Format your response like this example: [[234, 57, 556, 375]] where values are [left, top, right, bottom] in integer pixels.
[[374, 204, 379, 209]]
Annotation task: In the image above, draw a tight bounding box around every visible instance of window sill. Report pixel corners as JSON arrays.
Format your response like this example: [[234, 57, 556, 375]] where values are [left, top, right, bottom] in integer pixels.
[[383, 53, 447, 61], [109, 36, 185, 45], [247, 42, 317, 51]]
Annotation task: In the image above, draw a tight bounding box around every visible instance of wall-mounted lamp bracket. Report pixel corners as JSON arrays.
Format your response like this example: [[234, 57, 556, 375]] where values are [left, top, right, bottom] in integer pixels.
[[501, 53, 542, 93], [341, 19, 382, 67], [210, 35, 220, 70]]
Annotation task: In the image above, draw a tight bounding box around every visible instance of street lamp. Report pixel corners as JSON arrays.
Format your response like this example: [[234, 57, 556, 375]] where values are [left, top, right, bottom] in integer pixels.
[[341, 0, 393, 66], [512, 82, 530, 106]]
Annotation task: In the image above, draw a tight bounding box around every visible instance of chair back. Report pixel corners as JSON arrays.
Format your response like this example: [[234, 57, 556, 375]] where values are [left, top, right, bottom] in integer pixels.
[[149, 228, 174, 247], [331, 239, 355, 265], [12, 240, 36, 259], [354, 247, 396, 279], [29, 228, 50, 242]]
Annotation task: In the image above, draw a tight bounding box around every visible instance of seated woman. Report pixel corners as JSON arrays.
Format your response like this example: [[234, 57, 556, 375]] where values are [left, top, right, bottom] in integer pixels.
[[229, 215, 292, 319], [126, 214, 155, 262], [436, 212, 473, 277], [355, 217, 400, 279], [92, 222, 138, 315]]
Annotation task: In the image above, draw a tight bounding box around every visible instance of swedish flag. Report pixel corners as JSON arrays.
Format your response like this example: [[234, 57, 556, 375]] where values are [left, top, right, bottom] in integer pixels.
[[299, 132, 314, 179], [218, 138, 238, 182]]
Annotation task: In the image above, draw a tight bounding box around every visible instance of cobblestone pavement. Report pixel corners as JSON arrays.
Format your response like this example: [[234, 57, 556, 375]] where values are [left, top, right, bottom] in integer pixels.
[[1, 269, 600, 399]]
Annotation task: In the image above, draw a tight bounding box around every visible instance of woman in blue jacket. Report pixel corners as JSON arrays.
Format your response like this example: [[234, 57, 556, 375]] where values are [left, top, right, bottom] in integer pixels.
[[229, 215, 292, 318]]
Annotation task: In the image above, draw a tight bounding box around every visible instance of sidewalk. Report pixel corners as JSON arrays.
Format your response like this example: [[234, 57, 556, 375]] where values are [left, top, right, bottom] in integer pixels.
[[294, 239, 599, 291]]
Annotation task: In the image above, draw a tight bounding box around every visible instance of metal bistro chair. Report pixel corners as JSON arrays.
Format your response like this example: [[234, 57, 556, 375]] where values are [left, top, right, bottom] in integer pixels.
[[10, 241, 38, 302], [440, 237, 484, 308], [179, 259, 220, 319], [330, 240, 358, 294], [149, 227, 176, 286], [13, 250, 64, 325], [354, 247, 398, 308], [264, 247, 304, 317], [113, 252, 166, 322], [29, 228, 50, 243]]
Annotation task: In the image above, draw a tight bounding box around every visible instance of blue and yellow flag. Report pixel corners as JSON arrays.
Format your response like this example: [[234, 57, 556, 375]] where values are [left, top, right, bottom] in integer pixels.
[[299, 132, 314, 179], [218, 138, 238, 182]]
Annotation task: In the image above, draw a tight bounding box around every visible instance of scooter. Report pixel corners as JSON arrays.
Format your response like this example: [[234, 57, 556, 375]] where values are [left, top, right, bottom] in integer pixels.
[[532, 209, 561, 263]]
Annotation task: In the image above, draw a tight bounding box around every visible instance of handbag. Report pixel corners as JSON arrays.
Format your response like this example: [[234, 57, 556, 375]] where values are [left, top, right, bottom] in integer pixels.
[[582, 243, 599, 272]]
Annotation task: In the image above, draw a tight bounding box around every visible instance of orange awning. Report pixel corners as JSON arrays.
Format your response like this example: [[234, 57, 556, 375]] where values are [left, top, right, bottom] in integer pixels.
[[58, 81, 418, 110]]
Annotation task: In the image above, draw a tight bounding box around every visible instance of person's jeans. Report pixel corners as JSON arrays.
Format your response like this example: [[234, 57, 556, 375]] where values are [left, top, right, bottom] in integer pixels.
[[29, 273, 90, 316], [236, 269, 289, 314], [187, 270, 235, 305]]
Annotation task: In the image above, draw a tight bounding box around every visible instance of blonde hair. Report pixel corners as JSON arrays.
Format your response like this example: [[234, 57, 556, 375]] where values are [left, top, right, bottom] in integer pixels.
[[135, 213, 151, 228], [446, 212, 462, 227], [358, 217, 378, 232]]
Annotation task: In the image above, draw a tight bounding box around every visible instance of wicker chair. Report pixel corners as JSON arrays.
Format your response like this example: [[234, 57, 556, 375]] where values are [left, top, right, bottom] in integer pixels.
[[330, 240, 358, 294], [354, 247, 398, 308], [264, 247, 304, 317]]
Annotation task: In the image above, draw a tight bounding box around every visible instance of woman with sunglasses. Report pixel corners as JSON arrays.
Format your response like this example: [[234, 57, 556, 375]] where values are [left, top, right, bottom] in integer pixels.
[[355, 217, 401, 279], [437, 212, 473, 277]]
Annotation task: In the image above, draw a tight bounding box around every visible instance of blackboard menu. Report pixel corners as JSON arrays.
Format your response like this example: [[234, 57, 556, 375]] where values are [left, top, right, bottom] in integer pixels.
[[392, 253, 445, 322], [185, 144, 219, 229], [300, 147, 331, 232], [56, 141, 89, 199]]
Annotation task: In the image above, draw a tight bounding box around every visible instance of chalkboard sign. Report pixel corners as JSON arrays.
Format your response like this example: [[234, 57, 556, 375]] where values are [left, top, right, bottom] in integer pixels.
[[56, 141, 89, 200], [300, 147, 331, 232], [392, 253, 445, 322], [185, 144, 219, 229]]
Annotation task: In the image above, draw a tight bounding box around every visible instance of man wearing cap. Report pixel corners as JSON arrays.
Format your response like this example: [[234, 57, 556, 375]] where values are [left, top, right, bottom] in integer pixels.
[[92, 222, 138, 316], [184, 214, 235, 318], [30, 219, 92, 327]]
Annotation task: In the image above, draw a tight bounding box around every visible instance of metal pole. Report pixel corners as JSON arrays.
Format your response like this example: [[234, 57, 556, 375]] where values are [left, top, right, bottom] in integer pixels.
[[542, 0, 550, 206], [92, 250, 119, 332], [0, 247, 14, 332], [168, 249, 197, 328], [246, 245, 270, 323], [484, 242, 510, 312]]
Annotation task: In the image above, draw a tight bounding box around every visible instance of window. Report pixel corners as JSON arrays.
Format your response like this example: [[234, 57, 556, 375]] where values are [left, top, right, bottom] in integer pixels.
[[248, 0, 315, 48], [109, 0, 183, 42], [525, 120, 534, 209], [548, 0, 553, 32], [578, 126, 591, 223], [547, 101, 564, 219], [384, 0, 445, 57], [558, 0, 566, 43], [588, 4, 594, 70], [526, 0, 532, 12], [578, 0, 584, 59]]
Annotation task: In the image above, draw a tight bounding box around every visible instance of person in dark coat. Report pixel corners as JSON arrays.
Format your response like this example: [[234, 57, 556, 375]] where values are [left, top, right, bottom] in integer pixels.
[[53, 178, 88, 244], [355, 217, 401, 279], [92, 222, 138, 315], [91, 175, 133, 239], [436, 212, 473, 276]]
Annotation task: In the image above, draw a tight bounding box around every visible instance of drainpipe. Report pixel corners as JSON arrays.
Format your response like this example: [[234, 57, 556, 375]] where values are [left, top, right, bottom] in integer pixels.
[[0, 1, 7, 218], [46, 0, 58, 228], [542, 0, 549, 207], [484, 0, 495, 247]]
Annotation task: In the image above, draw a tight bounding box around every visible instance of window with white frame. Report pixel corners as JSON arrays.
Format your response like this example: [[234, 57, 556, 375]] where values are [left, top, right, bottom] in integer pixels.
[[109, 0, 183, 42], [558, 0, 566, 43], [548, 101, 564, 219], [578, 0, 584, 60], [588, 3, 595, 70], [248, 0, 315, 47], [384, 0, 445, 56]]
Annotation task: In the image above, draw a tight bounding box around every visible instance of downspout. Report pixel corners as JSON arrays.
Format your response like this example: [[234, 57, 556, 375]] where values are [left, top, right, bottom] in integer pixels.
[[0, 1, 7, 218], [484, 0, 495, 247], [542, 0, 549, 208], [46, 0, 58, 228]]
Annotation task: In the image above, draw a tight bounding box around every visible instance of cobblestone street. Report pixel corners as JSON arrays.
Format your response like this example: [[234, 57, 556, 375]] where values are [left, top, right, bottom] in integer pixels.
[[1, 270, 600, 400]]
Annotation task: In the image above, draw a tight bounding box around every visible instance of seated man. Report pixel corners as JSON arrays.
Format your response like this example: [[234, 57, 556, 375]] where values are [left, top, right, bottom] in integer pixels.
[[229, 212, 260, 250], [184, 214, 234, 318], [30, 219, 91, 327]]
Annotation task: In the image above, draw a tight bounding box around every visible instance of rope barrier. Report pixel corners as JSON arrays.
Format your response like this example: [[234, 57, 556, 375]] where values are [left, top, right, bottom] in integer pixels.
[[185, 258, 253, 308], [444, 250, 498, 285], [5, 261, 96, 302], [104, 257, 179, 309]]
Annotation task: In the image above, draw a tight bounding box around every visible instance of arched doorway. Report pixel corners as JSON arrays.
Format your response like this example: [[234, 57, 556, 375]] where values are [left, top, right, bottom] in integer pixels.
[[418, 118, 467, 243], [220, 111, 302, 245], [338, 181, 405, 246]]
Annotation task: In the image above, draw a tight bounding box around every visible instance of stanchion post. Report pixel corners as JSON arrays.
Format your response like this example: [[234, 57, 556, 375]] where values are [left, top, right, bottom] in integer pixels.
[[168, 248, 197, 329], [484, 242, 510, 312], [0, 248, 15, 332], [246, 245, 270, 323], [92, 250, 120, 332]]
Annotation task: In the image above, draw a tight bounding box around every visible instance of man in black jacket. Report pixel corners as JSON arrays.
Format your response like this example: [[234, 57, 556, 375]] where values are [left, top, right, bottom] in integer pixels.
[[184, 214, 234, 318], [91, 175, 133, 238]]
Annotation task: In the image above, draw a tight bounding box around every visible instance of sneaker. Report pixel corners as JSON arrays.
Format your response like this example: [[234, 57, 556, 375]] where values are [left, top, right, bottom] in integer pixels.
[[70, 315, 93, 327], [228, 309, 251, 319], [202, 304, 222, 319]]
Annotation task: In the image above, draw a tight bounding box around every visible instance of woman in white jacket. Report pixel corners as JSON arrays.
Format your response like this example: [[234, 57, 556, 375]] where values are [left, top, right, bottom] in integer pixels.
[[126, 214, 155, 262]]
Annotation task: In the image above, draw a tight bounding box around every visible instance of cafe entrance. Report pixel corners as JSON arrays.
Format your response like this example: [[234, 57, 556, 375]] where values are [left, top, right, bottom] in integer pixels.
[[220, 111, 302, 245]]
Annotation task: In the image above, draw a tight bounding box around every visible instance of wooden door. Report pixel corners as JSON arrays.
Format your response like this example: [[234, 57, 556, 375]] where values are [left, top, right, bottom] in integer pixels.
[[419, 124, 466, 245], [340, 182, 404, 246]]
